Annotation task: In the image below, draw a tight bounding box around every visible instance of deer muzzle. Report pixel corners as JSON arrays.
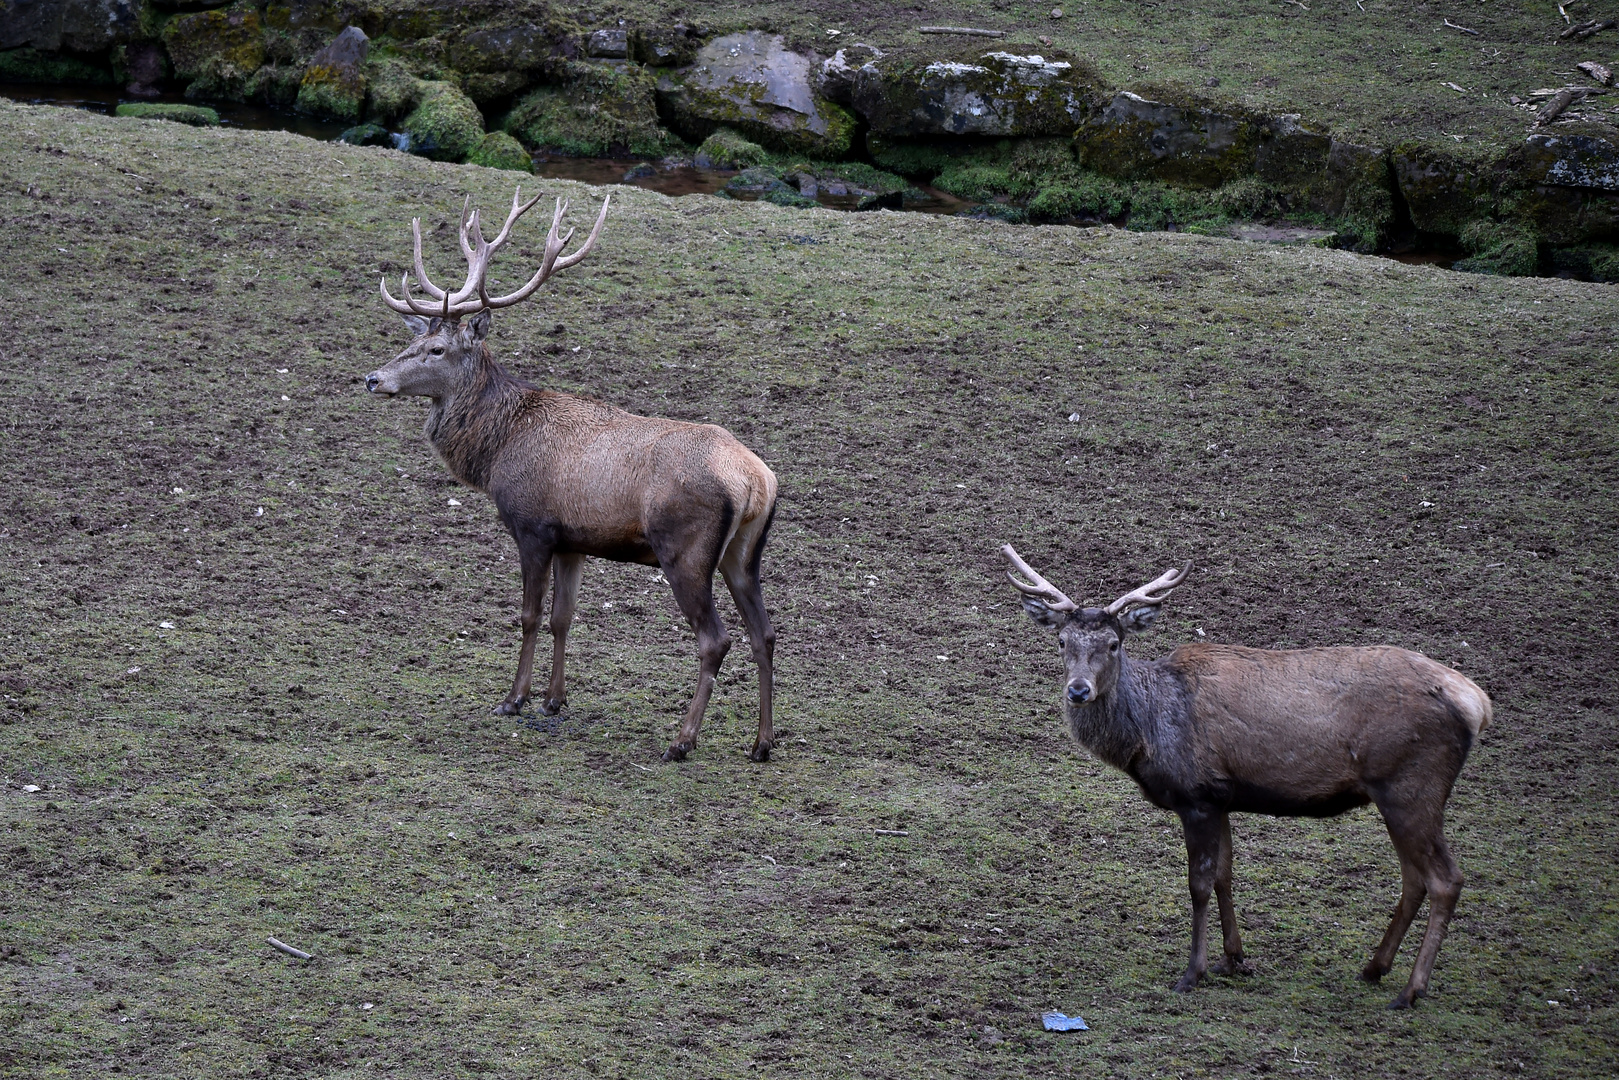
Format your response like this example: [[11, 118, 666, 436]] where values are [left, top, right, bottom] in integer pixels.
[[365, 371, 393, 396], [1067, 680, 1095, 704]]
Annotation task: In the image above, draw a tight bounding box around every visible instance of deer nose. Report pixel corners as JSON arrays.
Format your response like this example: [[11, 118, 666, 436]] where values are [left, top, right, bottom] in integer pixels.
[[1067, 680, 1094, 704], [365, 373, 381, 393]]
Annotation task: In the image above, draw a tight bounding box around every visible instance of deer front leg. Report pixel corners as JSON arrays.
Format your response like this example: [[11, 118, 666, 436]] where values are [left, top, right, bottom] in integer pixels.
[[1210, 812, 1250, 976], [542, 553, 585, 715], [1175, 809, 1223, 992], [494, 534, 553, 716]]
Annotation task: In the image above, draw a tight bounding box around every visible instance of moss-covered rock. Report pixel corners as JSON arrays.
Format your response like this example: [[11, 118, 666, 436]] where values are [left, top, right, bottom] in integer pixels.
[[466, 130, 533, 172], [852, 48, 1102, 139], [295, 26, 369, 123], [162, 2, 265, 101], [337, 121, 393, 147], [1075, 91, 1262, 190], [1391, 143, 1500, 237], [694, 128, 770, 169], [1454, 221, 1541, 277], [719, 167, 814, 207], [0, 47, 114, 85], [503, 61, 672, 157], [1547, 242, 1619, 281], [634, 25, 699, 68], [244, 63, 303, 109], [115, 102, 221, 127], [364, 57, 424, 125], [399, 80, 484, 161], [656, 32, 854, 158]]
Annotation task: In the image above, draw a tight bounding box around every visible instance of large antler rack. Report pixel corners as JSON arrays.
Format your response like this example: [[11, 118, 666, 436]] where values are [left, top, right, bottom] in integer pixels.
[[1102, 562, 1192, 615], [379, 187, 612, 320], [1001, 544, 1078, 612]]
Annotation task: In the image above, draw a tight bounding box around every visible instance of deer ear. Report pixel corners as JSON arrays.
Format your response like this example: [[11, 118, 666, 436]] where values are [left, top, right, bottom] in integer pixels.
[[401, 314, 431, 336], [464, 309, 492, 342], [1023, 597, 1065, 631], [1120, 605, 1160, 635]]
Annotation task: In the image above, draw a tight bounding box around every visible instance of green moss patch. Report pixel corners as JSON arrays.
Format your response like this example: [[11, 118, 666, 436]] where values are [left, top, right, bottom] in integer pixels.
[[161, 1, 265, 101], [694, 128, 771, 170], [113, 102, 221, 127], [0, 47, 113, 85]]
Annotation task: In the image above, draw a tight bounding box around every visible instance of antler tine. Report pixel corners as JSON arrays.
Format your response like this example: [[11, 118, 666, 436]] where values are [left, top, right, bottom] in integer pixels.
[[484, 185, 546, 253], [1102, 562, 1193, 616], [380, 272, 447, 317], [550, 192, 611, 271], [410, 217, 448, 301], [482, 194, 611, 311], [455, 194, 476, 263], [1000, 544, 1078, 612]]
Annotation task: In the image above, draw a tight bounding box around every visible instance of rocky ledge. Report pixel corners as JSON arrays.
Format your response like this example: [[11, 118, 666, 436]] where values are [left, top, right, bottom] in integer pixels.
[[4, 1, 1615, 278]]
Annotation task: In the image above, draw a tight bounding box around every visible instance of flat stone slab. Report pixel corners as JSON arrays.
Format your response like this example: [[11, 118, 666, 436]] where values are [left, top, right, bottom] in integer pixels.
[[1525, 133, 1619, 192], [853, 50, 1099, 138]]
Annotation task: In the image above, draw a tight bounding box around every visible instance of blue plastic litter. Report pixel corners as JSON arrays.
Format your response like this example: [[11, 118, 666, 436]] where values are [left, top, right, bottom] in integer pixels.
[[1042, 1011, 1089, 1032]]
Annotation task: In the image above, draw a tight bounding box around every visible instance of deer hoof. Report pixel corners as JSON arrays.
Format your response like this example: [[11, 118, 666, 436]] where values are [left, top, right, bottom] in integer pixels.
[[492, 700, 524, 716], [1386, 991, 1417, 1010], [1361, 962, 1388, 984], [662, 742, 691, 763], [541, 697, 566, 716], [1214, 956, 1252, 977], [748, 742, 772, 763], [1172, 972, 1201, 993]]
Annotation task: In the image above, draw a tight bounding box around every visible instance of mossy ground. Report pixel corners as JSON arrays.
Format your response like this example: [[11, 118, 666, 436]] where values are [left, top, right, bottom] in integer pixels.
[[2, 100, 1617, 1079]]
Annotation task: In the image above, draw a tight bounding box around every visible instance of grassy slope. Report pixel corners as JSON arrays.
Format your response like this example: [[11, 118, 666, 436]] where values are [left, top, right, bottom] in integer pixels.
[[0, 100, 1616, 1078], [568, 0, 1619, 154]]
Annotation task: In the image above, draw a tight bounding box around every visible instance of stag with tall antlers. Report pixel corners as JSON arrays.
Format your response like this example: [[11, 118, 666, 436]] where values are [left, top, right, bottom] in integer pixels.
[[1002, 545, 1491, 1008], [366, 189, 779, 763]]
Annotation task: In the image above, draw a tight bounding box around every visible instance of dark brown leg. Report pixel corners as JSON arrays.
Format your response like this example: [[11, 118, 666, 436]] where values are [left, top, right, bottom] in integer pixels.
[[657, 544, 730, 763], [495, 532, 553, 715], [1374, 802, 1463, 1009], [1210, 812, 1249, 976], [720, 538, 775, 763], [542, 553, 584, 715], [1175, 808, 1223, 992]]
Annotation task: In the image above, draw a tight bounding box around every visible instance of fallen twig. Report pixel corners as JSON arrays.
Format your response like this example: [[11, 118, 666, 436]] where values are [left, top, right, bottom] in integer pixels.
[[1534, 87, 1606, 125], [1443, 19, 1479, 36], [1577, 60, 1615, 86], [1559, 4, 1571, 26], [267, 936, 313, 960], [1443, 82, 1468, 94], [873, 828, 910, 836], [919, 26, 1006, 38], [1560, 19, 1617, 42]]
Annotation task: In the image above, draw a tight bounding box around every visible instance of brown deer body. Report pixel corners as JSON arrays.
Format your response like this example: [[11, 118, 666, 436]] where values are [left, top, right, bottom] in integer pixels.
[[365, 190, 778, 762], [1003, 546, 1491, 1008]]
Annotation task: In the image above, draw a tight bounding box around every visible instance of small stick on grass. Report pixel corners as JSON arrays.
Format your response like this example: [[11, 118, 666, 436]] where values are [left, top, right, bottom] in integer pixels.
[[267, 936, 313, 960], [1443, 19, 1479, 36], [874, 829, 910, 836], [919, 26, 1006, 38]]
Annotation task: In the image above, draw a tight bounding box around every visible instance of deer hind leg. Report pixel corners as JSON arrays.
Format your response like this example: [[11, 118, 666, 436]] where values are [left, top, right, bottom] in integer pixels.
[[541, 553, 585, 716], [495, 533, 554, 715], [657, 538, 731, 763], [1211, 812, 1250, 976], [1175, 809, 1225, 992], [1381, 816, 1463, 1010], [720, 509, 776, 763], [1363, 849, 1426, 986]]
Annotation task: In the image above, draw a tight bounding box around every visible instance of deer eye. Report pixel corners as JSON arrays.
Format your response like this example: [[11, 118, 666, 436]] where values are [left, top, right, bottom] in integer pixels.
[[1108, 640, 1119, 653]]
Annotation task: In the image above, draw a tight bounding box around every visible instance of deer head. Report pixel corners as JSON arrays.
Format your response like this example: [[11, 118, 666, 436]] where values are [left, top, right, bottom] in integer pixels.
[[1003, 544, 1191, 705], [366, 188, 610, 399]]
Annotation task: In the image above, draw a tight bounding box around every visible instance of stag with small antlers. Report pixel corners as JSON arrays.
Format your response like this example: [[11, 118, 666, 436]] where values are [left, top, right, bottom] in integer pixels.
[[366, 189, 779, 763], [1002, 545, 1491, 1008]]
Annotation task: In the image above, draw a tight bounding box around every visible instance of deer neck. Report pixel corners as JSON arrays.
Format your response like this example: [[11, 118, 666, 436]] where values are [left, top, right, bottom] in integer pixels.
[[1067, 653, 1156, 771], [423, 351, 527, 494]]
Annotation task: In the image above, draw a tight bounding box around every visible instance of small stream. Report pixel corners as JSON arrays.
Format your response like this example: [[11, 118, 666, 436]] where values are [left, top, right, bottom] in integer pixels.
[[3, 81, 1452, 266]]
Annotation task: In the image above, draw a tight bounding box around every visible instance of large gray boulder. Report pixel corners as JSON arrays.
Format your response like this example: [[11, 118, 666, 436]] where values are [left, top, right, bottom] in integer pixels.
[[656, 32, 855, 157], [1, 0, 147, 53], [851, 50, 1101, 138], [295, 26, 368, 122]]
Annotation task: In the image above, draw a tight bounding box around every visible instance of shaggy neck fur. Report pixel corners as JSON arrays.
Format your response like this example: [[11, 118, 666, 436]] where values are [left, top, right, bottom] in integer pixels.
[[423, 346, 532, 493], [1067, 652, 1173, 774]]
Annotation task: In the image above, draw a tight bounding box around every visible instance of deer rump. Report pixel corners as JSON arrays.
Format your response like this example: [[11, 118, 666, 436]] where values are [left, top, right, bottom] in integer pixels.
[[1126, 643, 1490, 820]]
